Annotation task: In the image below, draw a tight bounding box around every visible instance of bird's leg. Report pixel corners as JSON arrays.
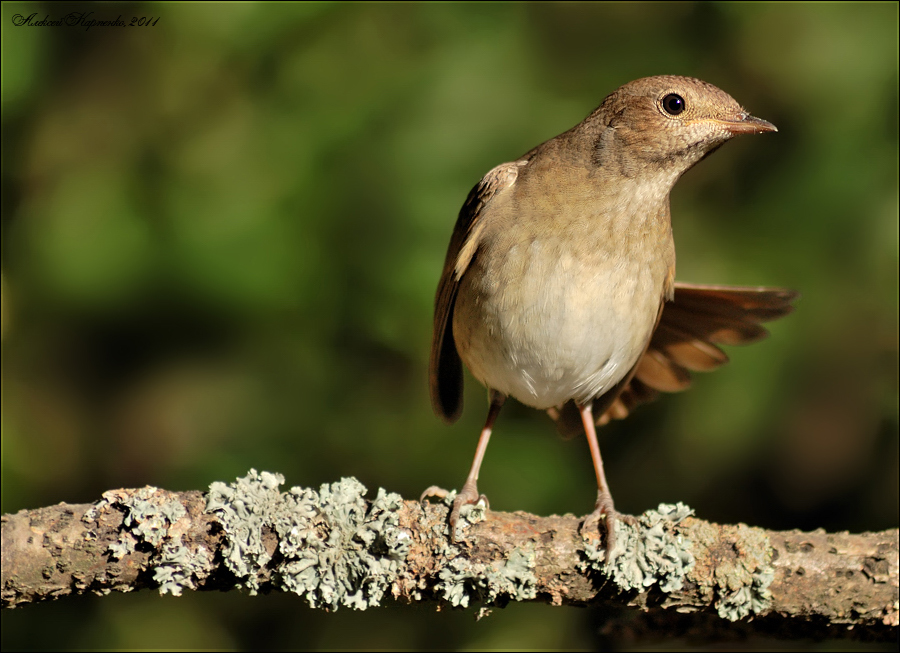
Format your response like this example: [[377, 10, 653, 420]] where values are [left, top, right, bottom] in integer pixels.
[[446, 390, 505, 540], [579, 401, 633, 562]]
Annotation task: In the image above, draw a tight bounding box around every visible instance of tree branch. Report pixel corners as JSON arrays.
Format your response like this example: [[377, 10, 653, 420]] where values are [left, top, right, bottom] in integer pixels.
[[2, 471, 896, 641]]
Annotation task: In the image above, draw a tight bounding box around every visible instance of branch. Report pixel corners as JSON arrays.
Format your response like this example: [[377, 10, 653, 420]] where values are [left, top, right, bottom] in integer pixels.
[[2, 471, 897, 641]]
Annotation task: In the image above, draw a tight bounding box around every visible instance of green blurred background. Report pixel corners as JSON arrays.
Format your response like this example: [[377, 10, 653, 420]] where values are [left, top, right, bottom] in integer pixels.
[[2, 2, 897, 649]]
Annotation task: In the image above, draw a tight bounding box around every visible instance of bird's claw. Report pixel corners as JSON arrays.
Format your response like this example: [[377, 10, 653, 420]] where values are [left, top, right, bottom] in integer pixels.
[[449, 482, 488, 542], [581, 493, 635, 564], [420, 485, 453, 503]]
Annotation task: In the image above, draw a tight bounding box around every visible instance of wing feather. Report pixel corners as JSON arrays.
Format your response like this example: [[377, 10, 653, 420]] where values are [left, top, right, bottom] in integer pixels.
[[429, 160, 526, 422]]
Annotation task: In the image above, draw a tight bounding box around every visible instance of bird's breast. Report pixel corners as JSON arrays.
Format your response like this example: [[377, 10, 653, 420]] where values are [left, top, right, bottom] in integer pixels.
[[452, 222, 671, 409]]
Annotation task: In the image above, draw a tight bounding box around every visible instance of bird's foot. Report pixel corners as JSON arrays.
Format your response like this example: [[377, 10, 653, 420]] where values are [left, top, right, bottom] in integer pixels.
[[420, 483, 488, 541], [449, 481, 489, 542], [581, 492, 636, 564], [420, 485, 453, 503]]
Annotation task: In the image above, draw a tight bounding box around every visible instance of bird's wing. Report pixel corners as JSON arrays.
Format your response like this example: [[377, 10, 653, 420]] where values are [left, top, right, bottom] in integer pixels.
[[430, 159, 527, 422], [550, 283, 798, 435]]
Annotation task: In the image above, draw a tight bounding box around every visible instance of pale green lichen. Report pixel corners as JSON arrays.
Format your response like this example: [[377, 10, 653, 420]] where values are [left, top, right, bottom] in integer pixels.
[[106, 535, 135, 560], [86, 486, 211, 597], [154, 542, 214, 597], [437, 545, 538, 608], [716, 566, 774, 621], [206, 470, 410, 610], [712, 525, 774, 621], [205, 470, 284, 593], [423, 488, 536, 608], [581, 503, 695, 593], [121, 488, 186, 546], [457, 499, 488, 530]]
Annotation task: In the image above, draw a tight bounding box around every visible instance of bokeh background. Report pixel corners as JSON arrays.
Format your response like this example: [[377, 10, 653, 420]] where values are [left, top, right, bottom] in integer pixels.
[[2, 2, 897, 650]]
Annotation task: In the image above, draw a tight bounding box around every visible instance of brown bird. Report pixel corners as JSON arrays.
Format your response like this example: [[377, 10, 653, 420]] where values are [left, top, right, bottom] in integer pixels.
[[427, 75, 796, 557]]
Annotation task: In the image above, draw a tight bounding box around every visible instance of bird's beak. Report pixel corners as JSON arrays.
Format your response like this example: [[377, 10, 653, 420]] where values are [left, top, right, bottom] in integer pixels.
[[721, 113, 778, 135]]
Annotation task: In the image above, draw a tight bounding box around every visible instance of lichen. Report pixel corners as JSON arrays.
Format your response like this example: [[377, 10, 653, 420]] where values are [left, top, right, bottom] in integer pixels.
[[437, 545, 538, 608], [457, 499, 488, 530], [581, 503, 695, 593], [206, 470, 410, 610], [421, 487, 537, 609], [205, 470, 285, 593], [715, 566, 774, 621], [86, 486, 211, 597], [711, 524, 774, 621], [121, 488, 187, 546], [106, 535, 135, 560], [154, 542, 214, 597]]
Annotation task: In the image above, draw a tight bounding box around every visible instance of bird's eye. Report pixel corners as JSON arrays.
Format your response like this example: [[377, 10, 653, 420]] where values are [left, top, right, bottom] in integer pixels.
[[661, 93, 686, 116]]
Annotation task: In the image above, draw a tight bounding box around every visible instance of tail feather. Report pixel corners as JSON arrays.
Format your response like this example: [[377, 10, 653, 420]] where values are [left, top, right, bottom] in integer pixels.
[[549, 282, 798, 437]]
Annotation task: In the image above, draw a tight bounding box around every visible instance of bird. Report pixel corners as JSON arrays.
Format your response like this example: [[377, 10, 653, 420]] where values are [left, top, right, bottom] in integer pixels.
[[427, 75, 797, 558]]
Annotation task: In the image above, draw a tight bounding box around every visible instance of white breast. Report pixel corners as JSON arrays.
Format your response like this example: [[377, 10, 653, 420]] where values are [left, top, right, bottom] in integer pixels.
[[452, 235, 664, 410]]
